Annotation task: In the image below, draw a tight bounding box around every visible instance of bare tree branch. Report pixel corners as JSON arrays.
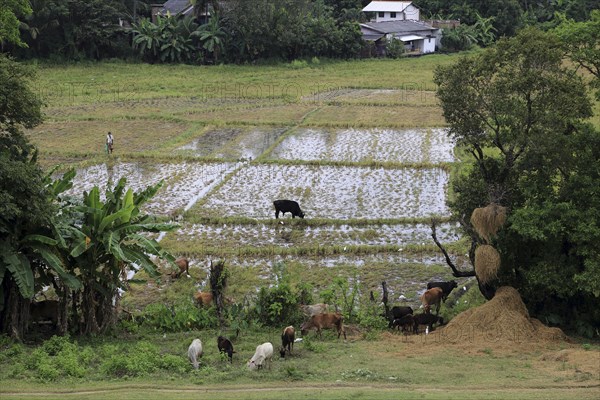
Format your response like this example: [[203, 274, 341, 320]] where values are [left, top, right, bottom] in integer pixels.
[[430, 219, 476, 278]]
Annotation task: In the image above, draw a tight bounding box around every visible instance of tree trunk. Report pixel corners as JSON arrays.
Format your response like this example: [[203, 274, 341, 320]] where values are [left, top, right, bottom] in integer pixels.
[[0, 278, 30, 341], [82, 284, 99, 335], [431, 219, 495, 300], [381, 281, 389, 318]]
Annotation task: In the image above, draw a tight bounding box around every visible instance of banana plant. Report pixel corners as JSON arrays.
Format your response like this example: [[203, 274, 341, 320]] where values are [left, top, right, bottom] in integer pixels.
[[68, 177, 178, 334], [0, 166, 81, 339]]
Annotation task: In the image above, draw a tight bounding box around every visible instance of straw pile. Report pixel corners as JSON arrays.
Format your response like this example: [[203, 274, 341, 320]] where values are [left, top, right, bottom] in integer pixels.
[[470, 203, 507, 243], [435, 286, 567, 343], [474, 244, 501, 284]]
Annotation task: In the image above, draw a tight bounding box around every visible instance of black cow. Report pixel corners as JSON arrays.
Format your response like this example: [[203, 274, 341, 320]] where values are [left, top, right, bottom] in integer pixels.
[[217, 336, 235, 363], [427, 280, 458, 302], [413, 313, 445, 334], [273, 199, 304, 219], [387, 306, 413, 327], [391, 314, 414, 334]]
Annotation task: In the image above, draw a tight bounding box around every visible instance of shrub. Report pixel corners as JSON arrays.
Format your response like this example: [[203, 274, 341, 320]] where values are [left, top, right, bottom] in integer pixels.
[[385, 38, 405, 59], [141, 300, 218, 332], [253, 283, 303, 326]]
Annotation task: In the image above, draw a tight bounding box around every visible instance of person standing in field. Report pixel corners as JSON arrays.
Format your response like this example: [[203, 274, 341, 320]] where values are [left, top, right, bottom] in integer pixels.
[[106, 131, 114, 154]]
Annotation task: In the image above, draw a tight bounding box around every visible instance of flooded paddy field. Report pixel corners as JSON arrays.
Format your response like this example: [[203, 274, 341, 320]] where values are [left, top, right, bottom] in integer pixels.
[[196, 164, 450, 219], [268, 127, 454, 164], [164, 221, 460, 249], [64, 161, 235, 215]]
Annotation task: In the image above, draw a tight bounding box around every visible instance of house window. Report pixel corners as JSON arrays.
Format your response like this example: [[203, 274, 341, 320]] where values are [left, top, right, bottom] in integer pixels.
[[378, 12, 385, 18], [390, 12, 396, 18]]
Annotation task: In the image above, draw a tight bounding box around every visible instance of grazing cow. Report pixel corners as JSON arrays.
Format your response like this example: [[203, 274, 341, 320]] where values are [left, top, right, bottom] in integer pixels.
[[300, 303, 329, 317], [273, 199, 305, 219], [280, 325, 295, 358], [391, 314, 415, 334], [421, 287, 444, 315], [413, 313, 445, 334], [247, 342, 274, 370], [30, 300, 59, 328], [300, 312, 346, 340], [187, 339, 203, 369], [387, 306, 413, 327], [217, 336, 235, 363], [427, 280, 458, 302], [172, 257, 189, 278], [194, 291, 213, 306]]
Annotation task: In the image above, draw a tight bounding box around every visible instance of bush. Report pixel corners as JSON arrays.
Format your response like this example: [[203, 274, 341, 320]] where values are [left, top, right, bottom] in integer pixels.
[[385, 38, 405, 59], [26, 336, 87, 380], [253, 283, 304, 326], [100, 341, 162, 377], [141, 300, 218, 332]]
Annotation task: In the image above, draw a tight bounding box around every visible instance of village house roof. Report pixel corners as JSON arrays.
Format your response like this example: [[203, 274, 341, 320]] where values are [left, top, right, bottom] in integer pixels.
[[362, 1, 414, 13], [159, 0, 193, 16], [360, 20, 437, 35]]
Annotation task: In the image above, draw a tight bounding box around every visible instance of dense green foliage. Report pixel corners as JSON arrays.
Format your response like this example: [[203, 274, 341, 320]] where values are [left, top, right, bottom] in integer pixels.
[[0, 55, 76, 340], [553, 10, 600, 99], [0, 0, 32, 47], [435, 28, 600, 336], [415, 0, 597, 37]]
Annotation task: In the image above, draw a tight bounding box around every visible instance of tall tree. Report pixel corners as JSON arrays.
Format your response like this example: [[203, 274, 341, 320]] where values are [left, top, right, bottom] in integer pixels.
[[432, 28, 598, 334], [0, 0, 32, 47], [0, 55, 80, 339], [553, 10, 600, 98]]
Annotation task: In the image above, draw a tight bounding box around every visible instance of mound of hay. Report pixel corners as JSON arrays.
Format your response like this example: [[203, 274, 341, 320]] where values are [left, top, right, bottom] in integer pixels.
[[435, 286, 566, 344], [474, 244, 501, 284], [471, 203, 507, 243]]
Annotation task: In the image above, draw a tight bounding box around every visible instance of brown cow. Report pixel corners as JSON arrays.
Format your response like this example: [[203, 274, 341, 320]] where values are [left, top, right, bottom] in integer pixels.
[[280, 325, 295, 358], [194, 291, 213, 306], [421, 287, 444, 315], [300, 312, 346, 340], [171, 257, 189, 278]]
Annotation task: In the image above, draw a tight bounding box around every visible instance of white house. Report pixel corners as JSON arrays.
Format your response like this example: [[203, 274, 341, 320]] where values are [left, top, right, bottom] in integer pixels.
[[362, 1, 420, 22], [361, 1, 440, 54]]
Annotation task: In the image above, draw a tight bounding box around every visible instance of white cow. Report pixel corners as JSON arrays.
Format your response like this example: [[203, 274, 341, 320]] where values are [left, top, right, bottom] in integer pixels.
[[188, 338, 203, 369], [247, 342, 273, 370]]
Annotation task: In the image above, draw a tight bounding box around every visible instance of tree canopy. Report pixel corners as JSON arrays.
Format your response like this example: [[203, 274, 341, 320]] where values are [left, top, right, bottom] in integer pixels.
[[434, 28, 599, 335], [0, 0, 32, 47]]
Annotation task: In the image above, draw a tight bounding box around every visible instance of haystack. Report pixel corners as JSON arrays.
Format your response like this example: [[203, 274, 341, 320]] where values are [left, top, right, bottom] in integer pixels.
[[474, 244, 501, 284], [434, 286, 567, 343], [470, 203, 507, 243]]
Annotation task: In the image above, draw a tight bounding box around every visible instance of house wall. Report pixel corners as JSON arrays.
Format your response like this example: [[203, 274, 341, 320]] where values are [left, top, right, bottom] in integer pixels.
[[404, 5, 420, 20], [375, 11, 406, 22], [422, 37, 436, 53]]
